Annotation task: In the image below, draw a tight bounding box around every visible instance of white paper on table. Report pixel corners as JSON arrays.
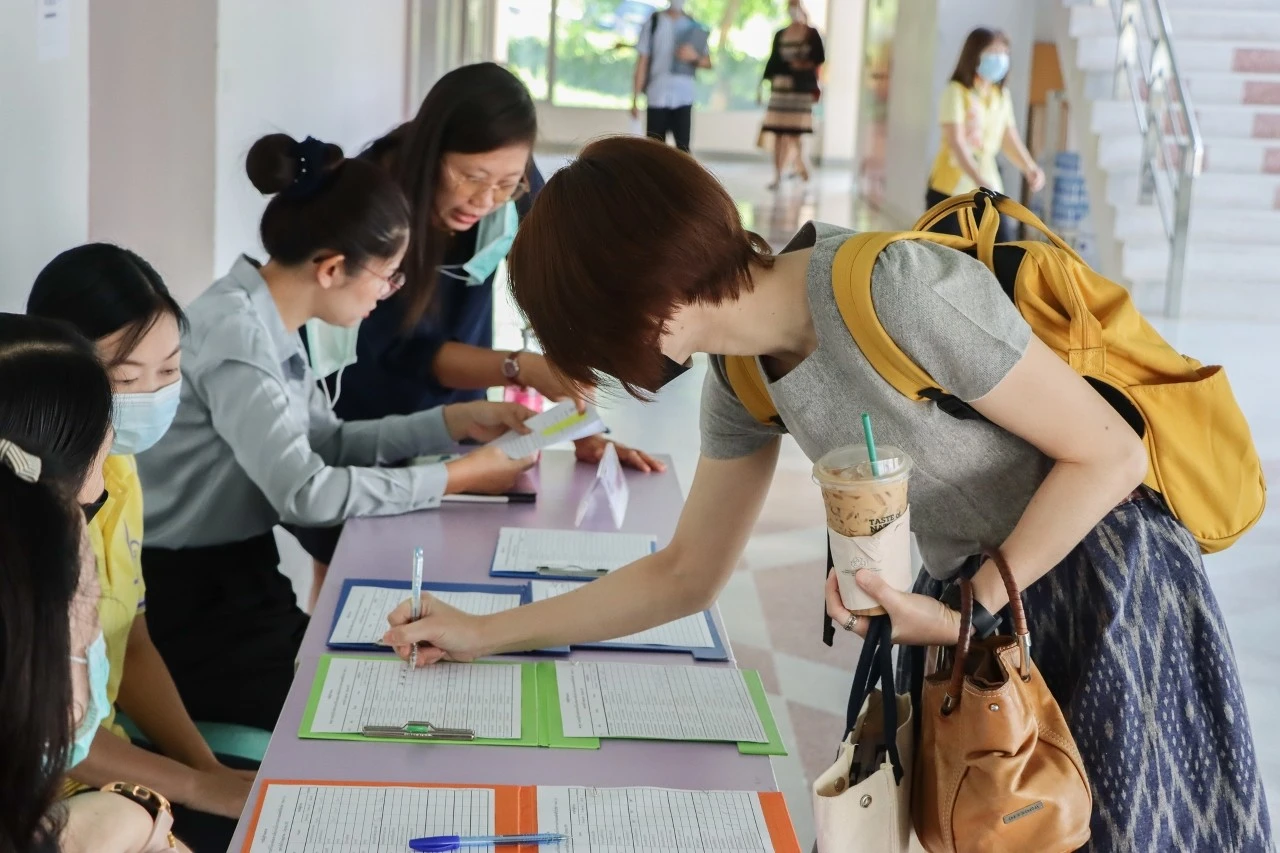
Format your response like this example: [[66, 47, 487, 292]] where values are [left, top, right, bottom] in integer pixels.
[[492, 400, 605, 459], [531, 582, 713, 649], [574, 442, 629, 528], [310, 659, 522, 739], [247, 783, 494, 853], [493, 528, 656, 575], [555, 661, 767, 743], [537, 787, 776, 853], [329, 585, 524, 646]]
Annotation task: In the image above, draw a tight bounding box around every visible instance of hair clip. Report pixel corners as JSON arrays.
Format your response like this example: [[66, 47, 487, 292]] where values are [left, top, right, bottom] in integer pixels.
[[0, 439, 41, 484]]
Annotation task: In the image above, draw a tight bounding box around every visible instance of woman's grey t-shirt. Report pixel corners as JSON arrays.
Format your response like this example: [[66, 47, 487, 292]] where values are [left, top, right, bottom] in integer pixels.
[[699, 223, 1052, 579]]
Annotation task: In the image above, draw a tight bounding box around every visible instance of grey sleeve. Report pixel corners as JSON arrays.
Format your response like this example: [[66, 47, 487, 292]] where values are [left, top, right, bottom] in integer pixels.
[[637, 16, 654, 56], [306, 379, 453, 467], [870, 240, 1032, 402], [698, 357, 785, 460], [199, 359, 446, 527]]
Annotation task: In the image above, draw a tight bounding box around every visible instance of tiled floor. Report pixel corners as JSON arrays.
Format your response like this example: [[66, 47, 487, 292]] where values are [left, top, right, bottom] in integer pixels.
[[554, 157, 1280, 849]]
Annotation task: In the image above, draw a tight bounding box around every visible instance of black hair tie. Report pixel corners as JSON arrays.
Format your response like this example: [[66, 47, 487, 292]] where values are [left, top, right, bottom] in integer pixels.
[[284, 136, 338, 200]]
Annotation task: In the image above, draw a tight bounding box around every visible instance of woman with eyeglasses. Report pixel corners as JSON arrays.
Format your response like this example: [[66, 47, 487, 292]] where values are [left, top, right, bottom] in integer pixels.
[[134, 133, 539, 734], [289, 62, 662, 585]]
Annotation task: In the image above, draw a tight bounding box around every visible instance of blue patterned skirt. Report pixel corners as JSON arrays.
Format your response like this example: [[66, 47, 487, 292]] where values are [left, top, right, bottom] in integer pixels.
[[902, 491, 1274, 852]]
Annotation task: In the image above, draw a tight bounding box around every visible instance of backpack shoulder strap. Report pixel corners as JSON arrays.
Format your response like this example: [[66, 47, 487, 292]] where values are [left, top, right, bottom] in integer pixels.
[[723, 355, 780, 426], [831, 232, 956, 401]]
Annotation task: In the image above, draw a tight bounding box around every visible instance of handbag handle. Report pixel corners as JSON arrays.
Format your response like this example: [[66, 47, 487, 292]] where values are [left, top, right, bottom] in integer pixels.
[[843, 616, 905, 784], [941, 549, 1032, 715]]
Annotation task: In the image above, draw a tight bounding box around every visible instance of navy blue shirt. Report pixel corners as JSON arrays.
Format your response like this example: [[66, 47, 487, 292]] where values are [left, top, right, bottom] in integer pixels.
[[330, 164, 545, 420]]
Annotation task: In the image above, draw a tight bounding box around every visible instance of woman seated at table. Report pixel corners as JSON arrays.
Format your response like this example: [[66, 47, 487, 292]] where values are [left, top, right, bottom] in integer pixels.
[[136, 133, 538, 736], [0, 314, 194, 853], [28, 245, 254, 852]]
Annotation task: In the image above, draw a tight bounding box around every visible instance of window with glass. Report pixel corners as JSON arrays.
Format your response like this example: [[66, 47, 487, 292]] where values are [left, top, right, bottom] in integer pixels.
[[500, 0, 788, 111]]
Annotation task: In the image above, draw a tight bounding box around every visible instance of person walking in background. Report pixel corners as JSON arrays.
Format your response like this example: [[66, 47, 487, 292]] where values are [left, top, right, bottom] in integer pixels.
[[759, 1, 825, 189], [631, 1, 712, 153], [927, 28, 1045, 241]]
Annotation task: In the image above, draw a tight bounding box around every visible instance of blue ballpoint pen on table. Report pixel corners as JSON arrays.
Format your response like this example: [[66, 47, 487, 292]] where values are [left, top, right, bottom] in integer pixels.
[[408, 832, 567, 851], [408, 547, 424, 671]]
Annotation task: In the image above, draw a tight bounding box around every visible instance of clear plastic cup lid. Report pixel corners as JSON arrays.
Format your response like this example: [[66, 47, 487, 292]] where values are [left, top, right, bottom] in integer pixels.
[[812, 443, 912, 486]]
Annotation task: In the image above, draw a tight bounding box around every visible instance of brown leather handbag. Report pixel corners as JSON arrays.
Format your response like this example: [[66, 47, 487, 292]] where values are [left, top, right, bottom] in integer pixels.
[[914, 550, 1092, 853]]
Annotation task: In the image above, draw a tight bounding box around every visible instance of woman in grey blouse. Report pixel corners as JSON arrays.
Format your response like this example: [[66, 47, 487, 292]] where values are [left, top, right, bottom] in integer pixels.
[[384, 137, 1271, 852], [135, 133, 537, 733]]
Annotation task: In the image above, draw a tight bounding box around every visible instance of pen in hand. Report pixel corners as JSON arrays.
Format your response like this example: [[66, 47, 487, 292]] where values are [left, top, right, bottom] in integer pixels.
[[408, 546, 424, 671]]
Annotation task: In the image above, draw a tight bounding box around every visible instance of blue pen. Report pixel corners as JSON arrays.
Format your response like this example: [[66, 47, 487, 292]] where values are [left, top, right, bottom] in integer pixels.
[[408, 832, 567, 851]]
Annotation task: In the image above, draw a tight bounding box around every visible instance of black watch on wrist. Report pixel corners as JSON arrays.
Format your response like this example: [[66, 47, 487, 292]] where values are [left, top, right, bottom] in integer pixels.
[[940, 582, 1002, 640]]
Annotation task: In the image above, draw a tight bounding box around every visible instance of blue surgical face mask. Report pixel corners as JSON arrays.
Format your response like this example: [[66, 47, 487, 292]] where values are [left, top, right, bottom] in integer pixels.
[[111, 379, 182, 456], [67, 632, 109, 769], [440, 201, 519, 287], [978, 52, 1010, 84]]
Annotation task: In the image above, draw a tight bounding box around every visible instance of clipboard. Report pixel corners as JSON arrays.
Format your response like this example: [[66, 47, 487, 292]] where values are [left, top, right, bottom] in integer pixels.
[[488, 528, 659, 581], [327, 579, 532, 652], [565, 609, 729, 661]]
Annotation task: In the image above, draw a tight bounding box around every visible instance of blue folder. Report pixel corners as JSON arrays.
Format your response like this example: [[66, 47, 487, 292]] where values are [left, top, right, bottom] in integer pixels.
[[327, 579, 533, 653], [328, 577, 728, 661]]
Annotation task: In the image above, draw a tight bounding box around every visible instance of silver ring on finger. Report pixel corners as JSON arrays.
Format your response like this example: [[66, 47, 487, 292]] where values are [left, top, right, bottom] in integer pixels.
[[842, 613, 858, 633]]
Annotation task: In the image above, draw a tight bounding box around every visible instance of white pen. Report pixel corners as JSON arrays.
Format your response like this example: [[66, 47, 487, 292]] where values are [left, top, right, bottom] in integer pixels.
[[408, 546, 424, 672]]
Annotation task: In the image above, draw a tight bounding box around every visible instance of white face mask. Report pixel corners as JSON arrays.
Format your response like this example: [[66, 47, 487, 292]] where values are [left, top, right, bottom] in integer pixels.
[[669, 0, 686, 11], [304, 320, 360, 409]]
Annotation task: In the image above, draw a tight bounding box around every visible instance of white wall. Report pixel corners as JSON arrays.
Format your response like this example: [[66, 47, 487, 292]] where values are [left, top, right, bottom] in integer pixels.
[[0, 0, 89, 312], [213, 0, 410, 276], [818, 0, 864, 166], [882, 0, 1037, 223], [89, 1, 217, 305]]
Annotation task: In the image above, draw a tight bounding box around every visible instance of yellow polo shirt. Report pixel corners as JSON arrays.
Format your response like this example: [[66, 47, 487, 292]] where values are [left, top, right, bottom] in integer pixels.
[[64, 454, 146, 795], [929, 80, 1016, 195]]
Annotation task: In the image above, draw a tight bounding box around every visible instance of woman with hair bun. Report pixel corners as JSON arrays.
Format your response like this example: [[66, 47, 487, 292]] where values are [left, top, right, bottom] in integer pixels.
[[136, 133, 539, 734]]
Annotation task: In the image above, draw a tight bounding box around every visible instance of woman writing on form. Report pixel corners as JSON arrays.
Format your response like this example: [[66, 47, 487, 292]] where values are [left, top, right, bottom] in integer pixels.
[[137, 134, 537, 735], [383, 137, 1270, 852]]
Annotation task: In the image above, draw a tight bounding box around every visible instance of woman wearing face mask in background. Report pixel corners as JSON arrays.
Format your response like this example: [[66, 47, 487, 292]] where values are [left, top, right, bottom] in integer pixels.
[[0, 315, 193, 853], [135, 133, 537, 736], [926, 28, 1045, 243], [293, 61, 662, 581], [28, 245, 254, 853]]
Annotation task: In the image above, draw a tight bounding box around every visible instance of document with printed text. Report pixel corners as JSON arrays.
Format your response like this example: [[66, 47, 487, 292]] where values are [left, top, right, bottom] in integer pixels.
[[310, 658, 522, 739], [329, 584, 523, 646], [556, 661, 768, 743], [531, 582, 714, 649], [537, 787, 777, 853], [493, 528, 656, 576], [246, 784, 495, 853]]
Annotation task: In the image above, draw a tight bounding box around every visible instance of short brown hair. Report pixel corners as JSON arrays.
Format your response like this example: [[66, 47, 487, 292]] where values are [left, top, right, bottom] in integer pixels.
[[951, 28, 1010, 91], [509, 136, 773, 397]]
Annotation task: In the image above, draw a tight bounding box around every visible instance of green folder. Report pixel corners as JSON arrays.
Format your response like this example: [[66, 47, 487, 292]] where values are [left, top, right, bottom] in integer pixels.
[[300, 654, 786, 755], [534, 662, 787, 756], [299, 655, 547, 748]]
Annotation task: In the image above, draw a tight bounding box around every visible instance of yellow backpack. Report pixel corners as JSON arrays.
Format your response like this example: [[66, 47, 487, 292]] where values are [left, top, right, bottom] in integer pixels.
[[725, 189, 1265, 553]]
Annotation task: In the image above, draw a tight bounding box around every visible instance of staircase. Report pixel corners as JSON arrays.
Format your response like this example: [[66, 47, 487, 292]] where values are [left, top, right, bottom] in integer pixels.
[[1066, 0, 1280, 321]]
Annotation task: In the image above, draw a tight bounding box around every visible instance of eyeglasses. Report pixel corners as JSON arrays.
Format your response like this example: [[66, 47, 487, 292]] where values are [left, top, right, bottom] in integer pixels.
[[443, 163, 530, 204], [364, 266, 406, 297]]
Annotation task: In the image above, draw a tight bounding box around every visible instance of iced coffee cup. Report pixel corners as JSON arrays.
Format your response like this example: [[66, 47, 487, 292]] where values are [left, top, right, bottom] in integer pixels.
[[813, 444, 913, 616]]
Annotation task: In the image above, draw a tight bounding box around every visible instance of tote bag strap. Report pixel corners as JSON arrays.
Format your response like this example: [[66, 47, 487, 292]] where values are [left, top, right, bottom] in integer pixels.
[[842, 615, 905, 784]]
